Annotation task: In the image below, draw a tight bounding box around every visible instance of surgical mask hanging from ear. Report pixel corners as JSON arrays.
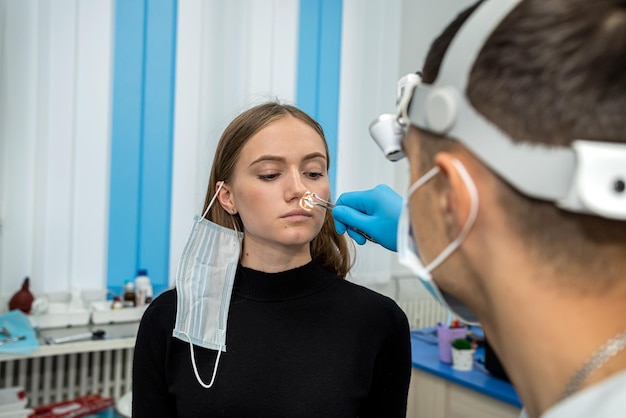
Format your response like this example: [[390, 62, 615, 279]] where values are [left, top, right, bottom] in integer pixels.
[[173, 181, 243, 388], [397, 159, 480, 325]]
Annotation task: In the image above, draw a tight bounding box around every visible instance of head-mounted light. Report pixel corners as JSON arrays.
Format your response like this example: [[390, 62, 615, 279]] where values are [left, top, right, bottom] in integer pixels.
[[370, 73, 421, 162], [369, 0, 626, 221]]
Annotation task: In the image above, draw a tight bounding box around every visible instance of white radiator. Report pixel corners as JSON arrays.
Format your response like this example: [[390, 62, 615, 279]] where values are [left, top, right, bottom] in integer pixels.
[[397, 298, 449, 329], [0, 342, 134, 408]]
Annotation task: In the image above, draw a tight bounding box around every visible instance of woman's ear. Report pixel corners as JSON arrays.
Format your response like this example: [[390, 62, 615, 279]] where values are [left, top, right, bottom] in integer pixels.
[[434, 153, 474, 237], [216, 182, 237, 215]]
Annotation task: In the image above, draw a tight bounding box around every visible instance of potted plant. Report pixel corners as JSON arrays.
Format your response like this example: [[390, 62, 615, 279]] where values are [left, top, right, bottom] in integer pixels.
[[451, 338, 474, 371], [451, 338, 472, 350]]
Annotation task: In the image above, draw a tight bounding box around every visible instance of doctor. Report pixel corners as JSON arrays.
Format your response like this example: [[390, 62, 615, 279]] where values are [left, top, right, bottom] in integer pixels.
[[332, 0, 626, 417]]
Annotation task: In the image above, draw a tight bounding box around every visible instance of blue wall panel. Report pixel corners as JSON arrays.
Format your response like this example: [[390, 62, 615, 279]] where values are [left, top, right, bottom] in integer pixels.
[[108, 0, 177, 294], [297, 0, 343, 196], [108, 0, 146, 291], [138, 0, 177, 291]]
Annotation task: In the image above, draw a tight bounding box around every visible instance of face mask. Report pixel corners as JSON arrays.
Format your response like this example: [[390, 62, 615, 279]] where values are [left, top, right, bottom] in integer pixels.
[[0, 310, 39, 355], [397, 159, 480, 325], [173, 181, 243, 388]]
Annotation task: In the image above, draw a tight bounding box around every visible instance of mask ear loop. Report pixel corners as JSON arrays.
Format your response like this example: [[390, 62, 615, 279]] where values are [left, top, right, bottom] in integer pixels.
[[203, 181, 241, 235], [179, 330, 223, 389], [422, 159, 479, 274], [186, 179, 228, 389], [202, 181, 225, 219]]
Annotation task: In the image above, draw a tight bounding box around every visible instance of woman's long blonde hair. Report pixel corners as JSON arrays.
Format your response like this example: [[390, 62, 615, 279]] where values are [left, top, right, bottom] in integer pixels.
[[202, 102, 354, 278]]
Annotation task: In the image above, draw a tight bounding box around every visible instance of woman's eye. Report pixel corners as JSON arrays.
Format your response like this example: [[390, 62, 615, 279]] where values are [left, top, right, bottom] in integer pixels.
[[306, 172, 324, 179], [258, 173, 279, 181]]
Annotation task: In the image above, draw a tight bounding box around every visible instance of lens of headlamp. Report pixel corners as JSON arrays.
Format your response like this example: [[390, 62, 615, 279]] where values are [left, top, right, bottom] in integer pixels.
[[369, 114, 406, 161]]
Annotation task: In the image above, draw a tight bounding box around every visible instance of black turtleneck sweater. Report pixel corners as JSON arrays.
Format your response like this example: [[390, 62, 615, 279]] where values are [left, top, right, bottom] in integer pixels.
[[132, 261, 411, 417]]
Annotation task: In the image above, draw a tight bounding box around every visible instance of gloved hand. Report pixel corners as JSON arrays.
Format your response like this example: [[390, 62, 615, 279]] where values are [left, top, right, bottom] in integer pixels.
[[332, 184, 402, 252]]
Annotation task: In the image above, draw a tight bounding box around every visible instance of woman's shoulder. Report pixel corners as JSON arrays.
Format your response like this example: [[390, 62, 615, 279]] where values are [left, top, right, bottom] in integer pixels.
[[150, 287, 177, 306], [332, 279, 408, 323], [334, 277, 395, 303], [141, 288, 177, 322]]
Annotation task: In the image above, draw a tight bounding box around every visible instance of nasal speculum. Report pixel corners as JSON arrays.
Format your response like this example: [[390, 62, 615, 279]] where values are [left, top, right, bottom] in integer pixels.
[[300, 191, 335, 211], [300, 191, 377, 243]]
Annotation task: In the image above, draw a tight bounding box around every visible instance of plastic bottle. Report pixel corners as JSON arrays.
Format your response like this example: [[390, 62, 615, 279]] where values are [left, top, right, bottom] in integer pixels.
[[68, 287, 84, 312], [134, 269, 153, 306], [122, 281, 136, 308]]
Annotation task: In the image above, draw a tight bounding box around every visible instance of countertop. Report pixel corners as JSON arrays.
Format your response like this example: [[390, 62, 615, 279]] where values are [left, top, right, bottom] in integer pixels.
[[411, 327, 522, 408]]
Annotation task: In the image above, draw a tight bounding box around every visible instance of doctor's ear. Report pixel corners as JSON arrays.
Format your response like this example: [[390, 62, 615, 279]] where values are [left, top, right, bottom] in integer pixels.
[[216, 182, 237, 215], [434, 153, 475, 232]]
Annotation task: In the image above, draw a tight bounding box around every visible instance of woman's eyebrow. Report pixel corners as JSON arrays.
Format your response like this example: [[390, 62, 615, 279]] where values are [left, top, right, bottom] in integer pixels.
[[249, 152, 327, 167], [302, 152, 327, 162], [249, 155, 284, 167]]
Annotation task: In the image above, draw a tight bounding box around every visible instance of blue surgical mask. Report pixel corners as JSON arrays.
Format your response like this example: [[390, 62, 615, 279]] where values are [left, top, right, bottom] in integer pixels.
[[0, 310, 39, 354], [173, 181, 243, 388], [397, 159, 480, 325]]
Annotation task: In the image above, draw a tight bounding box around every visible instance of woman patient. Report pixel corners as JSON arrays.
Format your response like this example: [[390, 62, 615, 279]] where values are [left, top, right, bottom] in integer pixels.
[[132, 102, 411, 417]]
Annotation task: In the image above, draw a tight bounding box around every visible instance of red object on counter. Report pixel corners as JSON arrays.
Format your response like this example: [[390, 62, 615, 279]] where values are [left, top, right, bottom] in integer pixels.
[[28, 394, 114, 418], [8, 277, 35, 314]]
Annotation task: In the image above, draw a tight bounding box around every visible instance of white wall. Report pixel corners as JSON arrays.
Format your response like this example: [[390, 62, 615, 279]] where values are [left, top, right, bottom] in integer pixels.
[[335, 0, 404, 284], [0, 0, 8, 303], [0, 0, 113, 301]]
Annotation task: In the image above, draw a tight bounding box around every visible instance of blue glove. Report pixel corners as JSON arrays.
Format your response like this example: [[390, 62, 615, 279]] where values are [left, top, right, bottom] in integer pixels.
[[332, 184, 402, 252]]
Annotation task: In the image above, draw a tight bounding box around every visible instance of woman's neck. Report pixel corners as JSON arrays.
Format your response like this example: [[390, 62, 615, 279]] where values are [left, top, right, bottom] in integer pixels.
[[240, 239, 312, 273]]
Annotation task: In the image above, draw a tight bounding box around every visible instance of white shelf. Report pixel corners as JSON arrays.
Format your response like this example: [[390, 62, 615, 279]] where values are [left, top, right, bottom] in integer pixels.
[[0, 322, 139, 362]]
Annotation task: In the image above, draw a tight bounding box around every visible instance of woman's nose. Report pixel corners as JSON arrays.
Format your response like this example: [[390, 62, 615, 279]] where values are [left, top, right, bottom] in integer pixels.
[[285, 168, 308, 200]]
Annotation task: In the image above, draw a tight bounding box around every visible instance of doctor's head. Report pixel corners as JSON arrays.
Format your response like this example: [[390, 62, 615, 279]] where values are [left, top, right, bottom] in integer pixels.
[[402, 0, 626, 320], [204, 102, 352, 277]]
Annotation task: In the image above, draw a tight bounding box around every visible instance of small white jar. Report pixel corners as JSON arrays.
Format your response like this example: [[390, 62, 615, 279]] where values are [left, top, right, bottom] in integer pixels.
[[134, 269, 153, 306]]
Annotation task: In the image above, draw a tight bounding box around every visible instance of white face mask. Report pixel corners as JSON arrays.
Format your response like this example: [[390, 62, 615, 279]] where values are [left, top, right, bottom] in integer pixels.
[[173, 181, 243, 388], [397, 159, 480, 325]]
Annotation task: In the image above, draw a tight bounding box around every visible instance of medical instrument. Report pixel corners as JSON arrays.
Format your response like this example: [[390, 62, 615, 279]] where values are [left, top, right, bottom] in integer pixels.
[[368, 0, 626, 221], [46, 329, 106, 345], [300, 191, 335, 211], [300, 192, 377, 243], [0, 335, 26, 346]]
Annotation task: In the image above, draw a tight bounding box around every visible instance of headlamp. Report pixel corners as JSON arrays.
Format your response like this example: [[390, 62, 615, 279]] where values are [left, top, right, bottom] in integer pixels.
[[369, 0, 626, 221], [370, 73, 420, 161]]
